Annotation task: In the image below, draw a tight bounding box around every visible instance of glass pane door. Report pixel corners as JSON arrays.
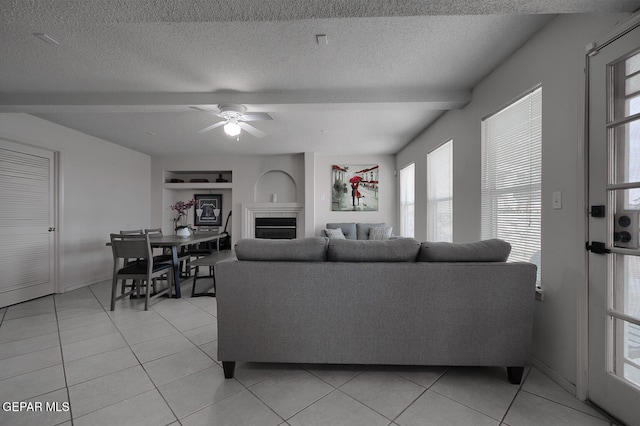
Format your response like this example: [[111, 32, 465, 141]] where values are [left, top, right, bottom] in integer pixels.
[[587, 23, 640, 426], [610, 50, 640, 389]]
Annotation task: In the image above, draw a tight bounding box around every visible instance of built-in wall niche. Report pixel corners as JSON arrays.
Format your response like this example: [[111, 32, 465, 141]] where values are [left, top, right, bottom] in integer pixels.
[[164, 170, 232, 189], [164, 188, 232, 233], [254, 170, 297, 203], [162, 169, 233, 234]]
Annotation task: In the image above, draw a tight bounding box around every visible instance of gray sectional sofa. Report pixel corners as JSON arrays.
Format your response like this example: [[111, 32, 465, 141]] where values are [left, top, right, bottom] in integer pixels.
[[216, 237, 537, 384]]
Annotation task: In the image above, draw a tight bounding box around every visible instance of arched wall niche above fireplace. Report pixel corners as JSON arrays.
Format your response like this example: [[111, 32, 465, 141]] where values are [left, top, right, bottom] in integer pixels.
[[254, 170, 297, 203]]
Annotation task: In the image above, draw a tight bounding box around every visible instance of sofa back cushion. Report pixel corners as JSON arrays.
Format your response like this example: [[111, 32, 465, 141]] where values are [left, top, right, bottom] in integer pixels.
[[356, 223, 387, 240], [327, 238, 420, 262], [325, 223, 357, 240], [235, 237, 329, 261], [418, 239, 511, 262]]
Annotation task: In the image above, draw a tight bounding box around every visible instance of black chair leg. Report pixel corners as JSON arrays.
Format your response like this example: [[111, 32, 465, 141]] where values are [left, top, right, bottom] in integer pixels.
[[507, 367, 525, 384], [191, 266, 200, 297], [222, 361, 236, 378]]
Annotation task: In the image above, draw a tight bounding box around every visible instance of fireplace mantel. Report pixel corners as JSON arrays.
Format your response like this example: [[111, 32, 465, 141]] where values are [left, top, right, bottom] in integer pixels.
[[242, 202, 304, 239]]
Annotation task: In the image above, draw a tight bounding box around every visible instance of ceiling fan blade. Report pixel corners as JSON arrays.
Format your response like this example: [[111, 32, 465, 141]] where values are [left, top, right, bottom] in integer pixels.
[[198, 121, 225, 134], [190, 106, 224, 118], [239, 122, 266, 138], [189, 106, 216, 113], [240, 112, 273, 122]]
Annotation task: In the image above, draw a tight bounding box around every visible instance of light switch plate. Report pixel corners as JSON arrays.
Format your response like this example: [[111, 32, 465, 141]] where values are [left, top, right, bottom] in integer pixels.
[[552, 191, 562, 209]]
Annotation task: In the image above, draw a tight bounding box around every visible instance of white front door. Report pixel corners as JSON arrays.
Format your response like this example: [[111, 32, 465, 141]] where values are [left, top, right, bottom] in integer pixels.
[[0, 139, 56, 308], [587, 21, 640, 425]]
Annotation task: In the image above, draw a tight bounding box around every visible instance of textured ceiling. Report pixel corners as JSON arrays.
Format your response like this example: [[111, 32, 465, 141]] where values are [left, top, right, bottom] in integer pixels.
[[4, 0, 640, 22], [1, 0, 639, 156]]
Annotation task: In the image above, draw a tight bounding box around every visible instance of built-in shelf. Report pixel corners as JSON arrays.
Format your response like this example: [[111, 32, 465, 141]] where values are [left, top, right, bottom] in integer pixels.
[[163, 170, 232, 190], [164, 182, 232, 190]]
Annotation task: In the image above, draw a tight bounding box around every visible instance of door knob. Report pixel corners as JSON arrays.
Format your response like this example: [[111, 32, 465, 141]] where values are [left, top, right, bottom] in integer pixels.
[[48, 227, 56, 232]]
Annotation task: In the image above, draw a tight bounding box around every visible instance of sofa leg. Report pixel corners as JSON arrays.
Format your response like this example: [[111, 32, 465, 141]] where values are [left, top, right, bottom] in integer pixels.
[[507, 367, 524, 384], [222, 361, 236, 379]]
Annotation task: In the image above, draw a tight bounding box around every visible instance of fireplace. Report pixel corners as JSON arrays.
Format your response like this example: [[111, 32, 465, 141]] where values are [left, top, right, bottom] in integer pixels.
[[242, 202, 304, 239], [255, 217, 297, 239]]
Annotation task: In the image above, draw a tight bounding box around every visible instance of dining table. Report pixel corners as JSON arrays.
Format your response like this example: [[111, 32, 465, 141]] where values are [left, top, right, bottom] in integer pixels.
[[148, 231, 227, 298]]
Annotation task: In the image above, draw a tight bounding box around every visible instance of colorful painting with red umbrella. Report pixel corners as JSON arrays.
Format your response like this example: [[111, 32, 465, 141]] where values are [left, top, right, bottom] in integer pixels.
[[331, 164, 379, 211]]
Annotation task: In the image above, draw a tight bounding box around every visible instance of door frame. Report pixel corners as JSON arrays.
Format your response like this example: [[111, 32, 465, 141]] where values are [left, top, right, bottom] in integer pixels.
[[0, 136, 61, 297], [579, 11, 640, 402], [53, 148, 61, 294]]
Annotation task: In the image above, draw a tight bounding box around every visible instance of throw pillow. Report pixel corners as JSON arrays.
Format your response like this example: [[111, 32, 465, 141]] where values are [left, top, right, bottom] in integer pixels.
[[356, 223, 386, 240], [368, 226, 393, 240], [326, 222, 357, 239], [324, 228, 346, 239]]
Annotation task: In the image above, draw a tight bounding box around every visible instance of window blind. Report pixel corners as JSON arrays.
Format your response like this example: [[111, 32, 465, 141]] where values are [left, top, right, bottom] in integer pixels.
[[400, 163, 415, 237], [427, 140, 453, 242], [481, 87, 542, 268]]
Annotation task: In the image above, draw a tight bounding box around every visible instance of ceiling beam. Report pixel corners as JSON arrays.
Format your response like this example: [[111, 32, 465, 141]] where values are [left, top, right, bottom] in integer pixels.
[[0, 89, 472, 113]]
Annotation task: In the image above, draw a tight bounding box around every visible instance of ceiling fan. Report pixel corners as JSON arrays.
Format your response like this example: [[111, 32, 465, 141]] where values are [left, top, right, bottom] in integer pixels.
[[191, 104, 273, 138]]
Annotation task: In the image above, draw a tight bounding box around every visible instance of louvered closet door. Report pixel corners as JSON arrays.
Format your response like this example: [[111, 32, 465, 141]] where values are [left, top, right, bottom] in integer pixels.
[[0, 139, 55, 308]]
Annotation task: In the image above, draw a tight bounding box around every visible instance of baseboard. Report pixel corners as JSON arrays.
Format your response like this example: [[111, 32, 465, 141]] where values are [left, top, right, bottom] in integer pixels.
[[61, 276, 111, 293], [531, 356, 578, 398]]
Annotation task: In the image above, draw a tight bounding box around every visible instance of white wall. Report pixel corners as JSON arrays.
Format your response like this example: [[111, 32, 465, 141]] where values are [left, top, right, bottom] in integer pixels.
[[151, 154, 305, 244], [0, 113, 151, 291], [312, 153, 397, 236], [396, 13, 631, 389]]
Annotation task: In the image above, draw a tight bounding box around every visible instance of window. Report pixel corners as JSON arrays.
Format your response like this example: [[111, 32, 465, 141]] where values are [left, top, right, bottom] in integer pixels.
[[481, 86, 542, 276], [427, 140, 453, 242], [399, 163, 415, 237]]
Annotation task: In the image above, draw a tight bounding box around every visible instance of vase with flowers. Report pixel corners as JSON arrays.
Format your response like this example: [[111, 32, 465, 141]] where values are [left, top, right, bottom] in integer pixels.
[[169, 199, 196, 237]]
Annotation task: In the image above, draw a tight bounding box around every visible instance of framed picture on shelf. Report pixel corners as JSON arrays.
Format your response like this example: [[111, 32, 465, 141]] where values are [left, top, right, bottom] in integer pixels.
[[194, 194, 223, 226]]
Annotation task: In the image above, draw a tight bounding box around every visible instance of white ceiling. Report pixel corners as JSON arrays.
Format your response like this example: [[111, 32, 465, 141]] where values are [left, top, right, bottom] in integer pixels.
[[2, 0, 639, 156]]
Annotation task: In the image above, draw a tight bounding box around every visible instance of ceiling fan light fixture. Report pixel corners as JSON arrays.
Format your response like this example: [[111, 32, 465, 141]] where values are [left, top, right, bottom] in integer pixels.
[[224, 118, 241, 137]]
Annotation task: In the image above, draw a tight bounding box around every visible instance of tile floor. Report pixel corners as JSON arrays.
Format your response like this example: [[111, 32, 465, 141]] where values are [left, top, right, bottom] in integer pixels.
[[0, 279, 620, 426]]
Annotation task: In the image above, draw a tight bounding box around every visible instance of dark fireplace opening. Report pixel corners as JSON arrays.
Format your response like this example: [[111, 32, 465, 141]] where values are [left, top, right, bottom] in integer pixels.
[[255, 217, 297, 239]]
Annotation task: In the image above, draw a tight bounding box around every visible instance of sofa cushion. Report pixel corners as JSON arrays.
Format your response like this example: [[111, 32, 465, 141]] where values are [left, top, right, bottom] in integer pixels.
[[326, 223, 357, 240], [235, 237, 329, 261], [327, 238, 420, 262], [368, 226, 393, 240], [356, 223, 387, 240], [418, 239, 511, 262], [324, 227, 346, 239]]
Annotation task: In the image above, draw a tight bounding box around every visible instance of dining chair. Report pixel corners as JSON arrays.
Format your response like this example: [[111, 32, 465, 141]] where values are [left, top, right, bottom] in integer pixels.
[[120, 229, 144, 235], [119, 229, 145, 296], [144, 228, 192, 276], [190, 226, 219, 255], [218, 210, 232, 250], [187, 227, 218, 277], [109, 233, 173, 311]]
